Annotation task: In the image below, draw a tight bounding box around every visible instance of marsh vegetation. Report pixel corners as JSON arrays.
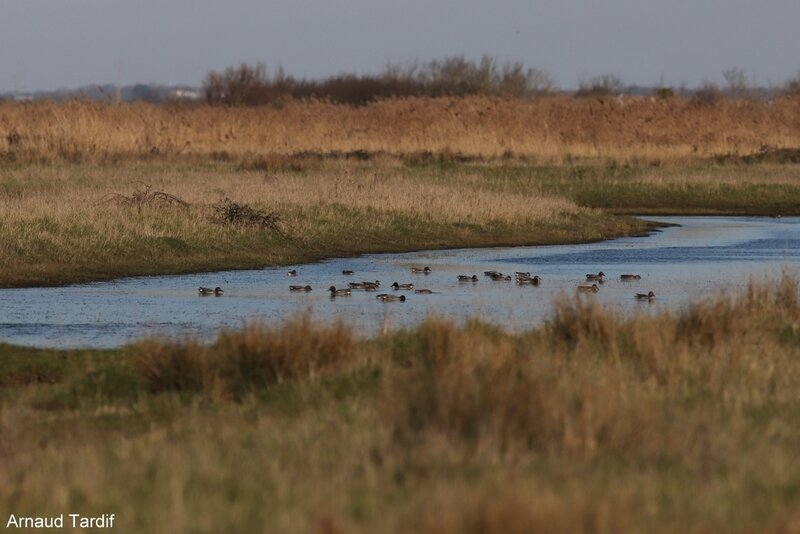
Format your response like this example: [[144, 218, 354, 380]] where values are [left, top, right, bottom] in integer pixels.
[[2, 279, 800, 532]]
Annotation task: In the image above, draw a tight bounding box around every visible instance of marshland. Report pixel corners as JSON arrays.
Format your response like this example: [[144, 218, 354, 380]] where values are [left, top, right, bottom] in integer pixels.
[[2, 85, 800, 532]]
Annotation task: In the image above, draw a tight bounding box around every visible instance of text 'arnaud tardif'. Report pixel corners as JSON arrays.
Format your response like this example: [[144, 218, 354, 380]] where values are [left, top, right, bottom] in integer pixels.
[[6, 514, 116, 529]]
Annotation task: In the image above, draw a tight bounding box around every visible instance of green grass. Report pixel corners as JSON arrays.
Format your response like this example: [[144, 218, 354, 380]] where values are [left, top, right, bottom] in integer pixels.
[[3, 280, 800, 532], [401, 160, 800, 215]]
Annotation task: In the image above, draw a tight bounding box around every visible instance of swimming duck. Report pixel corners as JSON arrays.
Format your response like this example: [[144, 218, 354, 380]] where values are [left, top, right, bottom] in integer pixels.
[[411, 267, 432, 274], [198, 286, 224, 296], [391, 282, 414, 290], [414, 289, 433, 294], [458, 275, 479, 282], [489, 273, 511, 281], [517, 275, 541, 286], [484, 270, 502, 277], [577, 284, 600, 293], [287, 269, 297, 277], [515, 272, 531, 277], [377, 294, 406, 302], [586, 272, 606, 282], [635, 291, 656, 300], [620, 274, 641, 281], [342, 270, 355, 276], [289, 285, 312, 292], [348, 282, 366, 289], [329, 286, 352, 297]]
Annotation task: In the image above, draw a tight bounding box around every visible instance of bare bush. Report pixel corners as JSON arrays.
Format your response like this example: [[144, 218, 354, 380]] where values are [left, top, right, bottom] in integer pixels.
[[212, 197, 283, 234], [574, 74, 626, 97], [722, 66, 751, 98], [100, 182, 188, 208]]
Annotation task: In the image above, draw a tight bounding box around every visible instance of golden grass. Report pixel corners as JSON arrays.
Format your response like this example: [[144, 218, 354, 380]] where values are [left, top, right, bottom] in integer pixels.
[[2, 279, 800, 532], [3, 96, 800, 163], [0, 160, 648, 287]]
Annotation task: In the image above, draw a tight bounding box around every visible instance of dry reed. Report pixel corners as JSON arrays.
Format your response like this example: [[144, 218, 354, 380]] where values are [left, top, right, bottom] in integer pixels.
[[3, 96, 800, 163]]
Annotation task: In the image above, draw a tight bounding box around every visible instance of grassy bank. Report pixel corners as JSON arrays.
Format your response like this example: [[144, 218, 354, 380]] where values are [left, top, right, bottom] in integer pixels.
[[3, 157, 800, 287], [0, 159, 651, 288], [2, 279, 800, 532]]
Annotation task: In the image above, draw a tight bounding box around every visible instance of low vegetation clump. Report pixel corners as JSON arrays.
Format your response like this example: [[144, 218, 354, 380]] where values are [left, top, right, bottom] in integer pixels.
[[134, 316, 355, 400], [2, 278, 800, 532]]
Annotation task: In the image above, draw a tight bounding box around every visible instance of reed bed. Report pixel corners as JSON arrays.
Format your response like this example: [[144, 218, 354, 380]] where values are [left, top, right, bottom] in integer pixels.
[[3, 96, 800, 163], [2, 278, 800, 532]]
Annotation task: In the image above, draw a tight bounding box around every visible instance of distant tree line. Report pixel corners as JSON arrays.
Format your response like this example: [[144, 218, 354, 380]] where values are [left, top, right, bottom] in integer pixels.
[[202, 59, 800, 106], [3, 59, 800, 106], [203, 56, 558, 106]]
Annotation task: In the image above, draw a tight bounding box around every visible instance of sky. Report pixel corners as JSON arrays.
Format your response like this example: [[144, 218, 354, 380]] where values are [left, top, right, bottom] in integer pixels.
[[1, 0, 799, 92]]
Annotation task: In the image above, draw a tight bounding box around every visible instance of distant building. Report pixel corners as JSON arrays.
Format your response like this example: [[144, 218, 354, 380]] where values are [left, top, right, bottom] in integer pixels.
[[169, 89, 202, 101]]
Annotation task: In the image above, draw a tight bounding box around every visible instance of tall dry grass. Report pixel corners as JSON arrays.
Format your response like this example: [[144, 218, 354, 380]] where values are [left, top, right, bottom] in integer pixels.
[[1, 161, 637, 287], [3, 96, 800, 163], [2, 279, 800, 531], [134, 316, 355, 401]]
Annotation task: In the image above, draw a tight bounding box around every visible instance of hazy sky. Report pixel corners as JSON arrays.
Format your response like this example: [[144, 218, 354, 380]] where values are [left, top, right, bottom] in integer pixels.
[[2, 0, 799, 92]]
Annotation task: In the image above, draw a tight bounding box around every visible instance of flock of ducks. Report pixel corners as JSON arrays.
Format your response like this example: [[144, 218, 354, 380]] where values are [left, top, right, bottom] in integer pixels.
[[199, 268, 656, 301]]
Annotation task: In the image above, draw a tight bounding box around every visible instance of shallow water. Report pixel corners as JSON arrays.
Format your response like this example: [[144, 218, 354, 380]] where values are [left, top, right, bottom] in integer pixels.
[[2, 216, 799, 348]]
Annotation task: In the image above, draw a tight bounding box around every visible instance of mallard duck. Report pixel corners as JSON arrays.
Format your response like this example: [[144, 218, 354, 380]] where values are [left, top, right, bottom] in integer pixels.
[[411, 266, 432, 274], [377, 294, 406, 302], [414, 289, 433, 294], [586, 272, 606, 282], [391, 282, 414, 290], [287, 269, 297, 277], [342, 270, 355, 276], [635, 291, 656, 300], [198, 286, 223, 296], [620, 274, 641, 281], [577, 284, 599, 293], [458, 275, 479, 282], [329, 286, 352, 297], [289, 285, 312, 292]]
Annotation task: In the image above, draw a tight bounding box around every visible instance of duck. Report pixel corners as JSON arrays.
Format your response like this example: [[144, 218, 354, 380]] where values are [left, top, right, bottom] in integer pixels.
[[329, 286, 352, 297], [458, 275, 479, 282], [489, 273, 511, 281], [586, 272, 606, 282], [515, 272, 531, 277], [414, 289, 434, 294], [391, 282, 414, 290], [198, 286, 224, 296], [377, 294, 406, 302], [620, 274, 641, 281], [484, 270, 502, 277], [287, 269, 297, 277], [289, 285, 312, 292], [411, 266, 432, 274], [577, 284, 600, 293], [635, 291, 656, 300], [348, 282, 366, 289], [342, 270, 355, 276], [517, 275, 541, 286], [362, 281, 381, 291]]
